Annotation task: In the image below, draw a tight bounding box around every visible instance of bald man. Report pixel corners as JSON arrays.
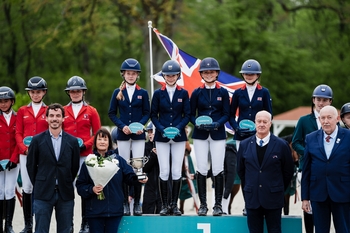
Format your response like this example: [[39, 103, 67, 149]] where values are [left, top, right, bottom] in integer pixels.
[[237, 110, 294, 233], [302, 105, 350, 233]]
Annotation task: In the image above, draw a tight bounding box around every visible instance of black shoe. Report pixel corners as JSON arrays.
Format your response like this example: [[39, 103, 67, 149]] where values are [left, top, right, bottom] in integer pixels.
[[170, 205, 182, 216], [79, 221, 89, 233], [133, 203, 142, 216], [198, 205, 208, 216], [123, 202, 131, 216], [213, 205, 223, 216], [159, 205, 170, 216], [242, 208, 247, 216]]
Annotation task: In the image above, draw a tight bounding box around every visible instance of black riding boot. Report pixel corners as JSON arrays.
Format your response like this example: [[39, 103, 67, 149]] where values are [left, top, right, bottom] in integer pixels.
[[5, 198, 15, 233], [170, 178, 182, 216], [213, 172, 224, 216], [196, 172, 208, 216], [133, 184, 142, 216], [159, 179, 170, 216], [0, 200, 3, 233], [20, 192, 33, 233], [79, 198, 89, 233], [122, 183, 130, 216]]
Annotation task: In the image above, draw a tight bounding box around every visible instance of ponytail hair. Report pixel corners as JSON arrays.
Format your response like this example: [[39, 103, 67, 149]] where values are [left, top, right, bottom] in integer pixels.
[[116, 80, 125, 101]]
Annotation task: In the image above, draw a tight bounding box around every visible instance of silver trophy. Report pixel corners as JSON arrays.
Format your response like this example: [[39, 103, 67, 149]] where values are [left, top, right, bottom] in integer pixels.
[[129, 157, 149, 180]]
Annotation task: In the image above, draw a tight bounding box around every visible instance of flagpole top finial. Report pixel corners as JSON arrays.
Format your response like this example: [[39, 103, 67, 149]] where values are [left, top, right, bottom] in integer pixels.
[[148, 21, 152, 28]]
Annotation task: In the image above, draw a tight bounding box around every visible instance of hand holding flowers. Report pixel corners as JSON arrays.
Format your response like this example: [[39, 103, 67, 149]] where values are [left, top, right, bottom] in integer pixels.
[[85, 154, 120, 200]]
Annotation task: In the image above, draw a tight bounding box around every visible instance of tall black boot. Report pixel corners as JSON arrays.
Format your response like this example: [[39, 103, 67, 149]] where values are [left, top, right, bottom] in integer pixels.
[[196, 172, 208, 216], [4, 198, 15, 233], [213, 172, 224, 216], [122, 183, 130, 216], [133, 183, 142, 216], [0, 200, 4, 233], [170, 178, 182, 216], [20, 192, 32, 233], [159, 179, 170, 216], [79, 198, 89, 233]]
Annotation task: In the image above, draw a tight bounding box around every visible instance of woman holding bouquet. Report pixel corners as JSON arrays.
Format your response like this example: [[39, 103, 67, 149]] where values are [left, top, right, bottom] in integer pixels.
[[108, 58, 150, 216], [76, 128, 147, 233], [151, 60, 191, 216]]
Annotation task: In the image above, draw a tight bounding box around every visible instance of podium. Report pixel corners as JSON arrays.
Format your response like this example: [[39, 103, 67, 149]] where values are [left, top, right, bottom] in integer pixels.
[[119, 215, 302, 233]]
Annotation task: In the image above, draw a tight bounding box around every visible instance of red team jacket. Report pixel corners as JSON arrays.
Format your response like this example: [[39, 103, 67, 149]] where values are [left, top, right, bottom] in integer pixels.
[[63, 102, 101, 157], [15, 103, 48, 155], [0, 111, 19, 163]]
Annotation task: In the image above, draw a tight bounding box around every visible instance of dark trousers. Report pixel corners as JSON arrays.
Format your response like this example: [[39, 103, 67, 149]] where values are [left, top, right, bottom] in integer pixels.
[[87, 216, 122, 233], [311, 197, 350, 233], [33, 192, 74, 233], [246, 206, 282, 233]]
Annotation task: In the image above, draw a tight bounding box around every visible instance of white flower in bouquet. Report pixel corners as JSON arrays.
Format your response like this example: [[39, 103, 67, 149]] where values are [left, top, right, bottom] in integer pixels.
[[85, 154, 120, 200]]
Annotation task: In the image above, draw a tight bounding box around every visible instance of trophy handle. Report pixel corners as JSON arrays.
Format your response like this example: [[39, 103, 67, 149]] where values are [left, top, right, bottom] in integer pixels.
[[143, 156, 149, 164]]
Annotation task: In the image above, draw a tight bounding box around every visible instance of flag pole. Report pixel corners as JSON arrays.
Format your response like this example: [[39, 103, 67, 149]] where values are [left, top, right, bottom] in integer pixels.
[[148, 21, 154, 96], [148, 21, 156, 133]]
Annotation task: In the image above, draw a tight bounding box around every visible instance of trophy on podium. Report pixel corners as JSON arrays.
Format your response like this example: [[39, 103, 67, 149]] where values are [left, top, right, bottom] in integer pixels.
[[129, 156, 149, 180]]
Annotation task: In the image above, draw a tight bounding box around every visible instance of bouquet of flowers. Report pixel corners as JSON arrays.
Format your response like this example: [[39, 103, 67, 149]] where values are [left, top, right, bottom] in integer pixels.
[[85, 154, 120, 200]]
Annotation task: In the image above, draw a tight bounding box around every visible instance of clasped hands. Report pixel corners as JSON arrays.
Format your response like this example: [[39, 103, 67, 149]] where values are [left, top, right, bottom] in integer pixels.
[[196, 122, 220, 131]]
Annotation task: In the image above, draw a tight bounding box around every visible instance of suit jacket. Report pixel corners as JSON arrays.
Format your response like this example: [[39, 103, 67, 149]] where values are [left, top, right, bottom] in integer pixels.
[[108, 85, 150, 141], [151, 85, 190, 142], [291, 112, 318, 170], [301, 126, 350, 203], [27, 130, 80, 201], [237, 134, 294, 209], [190, 83, 230, 140], [229, 84, 272, 141]]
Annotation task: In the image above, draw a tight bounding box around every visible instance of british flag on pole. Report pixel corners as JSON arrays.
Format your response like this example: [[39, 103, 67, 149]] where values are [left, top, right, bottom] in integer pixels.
[[152, 28, 245, 97]]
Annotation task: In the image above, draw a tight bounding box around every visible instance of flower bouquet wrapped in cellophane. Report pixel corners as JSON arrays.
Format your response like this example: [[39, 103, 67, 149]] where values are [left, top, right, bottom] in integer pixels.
[[85, 154, 120, 200]]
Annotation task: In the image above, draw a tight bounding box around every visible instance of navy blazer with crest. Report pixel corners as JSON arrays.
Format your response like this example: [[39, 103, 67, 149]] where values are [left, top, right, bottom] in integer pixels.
[[230, 84, 272, 141], [237, 134, 294, 209], [26, 130, 80, 201], [151, 85, 190, 142], [301, 126, 350, 203], [190, 83, 230, 140], [108, 84, 150, 141]]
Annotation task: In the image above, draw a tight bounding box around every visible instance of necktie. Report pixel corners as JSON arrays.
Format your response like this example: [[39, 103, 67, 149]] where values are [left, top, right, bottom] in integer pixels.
[[325, 135, 331, 143], [259, 139, 264, 147]]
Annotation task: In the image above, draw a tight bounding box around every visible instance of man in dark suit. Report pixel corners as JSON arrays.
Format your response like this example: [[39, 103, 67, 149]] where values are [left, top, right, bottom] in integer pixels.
[[301, 105, 350, 233], [27, 103, 80, 233], [237, 110, 294, 233]]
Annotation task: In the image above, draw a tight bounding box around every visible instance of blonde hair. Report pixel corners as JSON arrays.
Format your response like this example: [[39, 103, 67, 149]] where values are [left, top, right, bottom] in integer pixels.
[[116, 80, 126, 101]]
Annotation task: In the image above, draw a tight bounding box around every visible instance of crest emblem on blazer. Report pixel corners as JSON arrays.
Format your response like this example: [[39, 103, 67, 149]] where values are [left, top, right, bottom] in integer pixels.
[[83, 114, 88, 119], [257, 97, 262, 101], [178, 98, 182, 102], [217, 97, 222, 101], [137, 95, 142, 99]]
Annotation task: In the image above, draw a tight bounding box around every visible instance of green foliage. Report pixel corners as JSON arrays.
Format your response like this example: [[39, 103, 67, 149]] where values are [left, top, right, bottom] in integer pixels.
[[13, 93, 30, 112], [1, 0, 350, 126]]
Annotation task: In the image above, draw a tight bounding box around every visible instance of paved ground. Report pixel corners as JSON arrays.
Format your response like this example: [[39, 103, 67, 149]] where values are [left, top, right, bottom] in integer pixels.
[[9, 182, 331, 233]]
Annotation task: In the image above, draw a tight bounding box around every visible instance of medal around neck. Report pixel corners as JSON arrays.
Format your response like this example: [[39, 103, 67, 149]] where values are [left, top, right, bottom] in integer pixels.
[[129, 122, 144, 134], [23, 136, 33, 147], [163, 127, 180, 139], [195, 116, 213, 126], [239, 119, 256, 130]]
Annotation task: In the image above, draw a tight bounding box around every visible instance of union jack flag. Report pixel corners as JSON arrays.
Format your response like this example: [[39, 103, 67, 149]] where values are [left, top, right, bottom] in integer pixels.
[[152, 28, 245, 97], [153, 28, 245, 134]]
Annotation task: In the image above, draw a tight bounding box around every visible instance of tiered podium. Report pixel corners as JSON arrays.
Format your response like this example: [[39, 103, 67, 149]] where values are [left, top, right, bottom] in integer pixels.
[[119, 215, 302, 232]]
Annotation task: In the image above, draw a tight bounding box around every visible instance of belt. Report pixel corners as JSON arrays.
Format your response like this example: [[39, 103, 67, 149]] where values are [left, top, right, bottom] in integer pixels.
[[54, 185, 59, 192]]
